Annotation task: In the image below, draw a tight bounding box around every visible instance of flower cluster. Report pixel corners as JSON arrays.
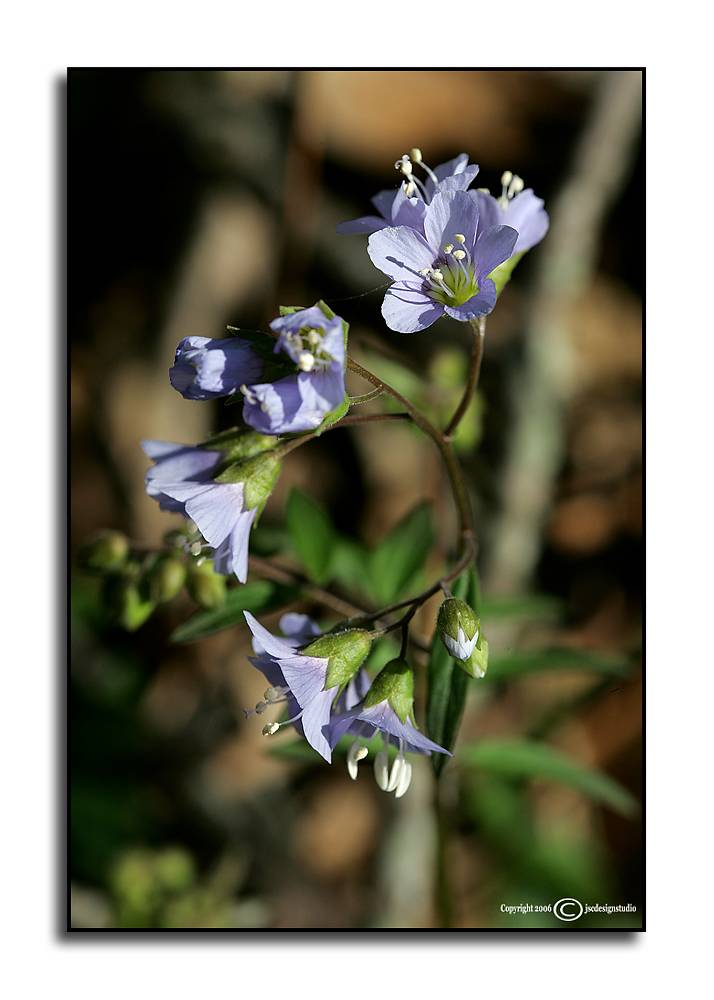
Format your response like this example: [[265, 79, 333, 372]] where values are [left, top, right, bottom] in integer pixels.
[[126, 147, 547, 795]]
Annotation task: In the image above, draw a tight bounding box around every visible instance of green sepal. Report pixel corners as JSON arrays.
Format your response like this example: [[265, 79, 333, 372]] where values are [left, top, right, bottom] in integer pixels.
[[215, 452, 281, 516], [278, 304, 305, 316], [489, 250, 525, 297], [461, 635, 489, 679], [314, 393, 349, 435], [201, 427, 279, 463], [103, 576, 155, 631], [363, 657, 414, 723], [302, 629, 372, 689]]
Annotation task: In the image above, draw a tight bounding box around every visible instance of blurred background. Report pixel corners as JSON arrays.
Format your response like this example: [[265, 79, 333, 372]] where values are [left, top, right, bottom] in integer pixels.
[[69, 69, 643, 930]]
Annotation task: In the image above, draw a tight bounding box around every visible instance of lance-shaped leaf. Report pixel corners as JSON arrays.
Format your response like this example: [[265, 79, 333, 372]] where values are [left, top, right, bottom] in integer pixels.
[[170, 581, 295, 644], [369, 502, 434, 604], [286, 488, 336, 584]]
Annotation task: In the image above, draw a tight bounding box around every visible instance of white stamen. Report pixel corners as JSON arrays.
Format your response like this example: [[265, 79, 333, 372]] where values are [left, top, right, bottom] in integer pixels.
[[509, 175, 524, 197], [374, 751, 390, 790], [454, 233, 466, 244], [189, 541, 203, 557], [254, 701, 268, 715], [262, 722, 280, 736], [347, 741, 368, 780], [387, 756, 405, 793], [501, 170, 513, 188], [452, 249, 466, 261], [431, 269, 444, 281], [307, 329, 321, 347], [394, 155, 412, 176], [240, 383, 257, 404], [264, 686, 287, 703], [476, 187, 490, 194], [394, 761, 413, 798], [409, 147, 423, 164], [443, 244, 454, 254], [404, 180, 416, 197], [298, 351, 315, 372]]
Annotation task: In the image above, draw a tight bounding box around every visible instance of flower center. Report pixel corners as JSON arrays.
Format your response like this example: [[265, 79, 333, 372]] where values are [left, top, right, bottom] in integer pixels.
[[419, 235, 479, 307], [283, 325, 334, 372]]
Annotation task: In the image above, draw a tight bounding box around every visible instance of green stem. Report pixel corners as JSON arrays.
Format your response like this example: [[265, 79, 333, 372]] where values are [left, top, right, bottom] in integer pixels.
[[444, 317, 486, 439]]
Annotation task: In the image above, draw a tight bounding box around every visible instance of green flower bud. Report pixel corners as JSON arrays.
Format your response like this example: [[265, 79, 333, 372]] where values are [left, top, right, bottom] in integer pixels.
[[154, 848, 195, 892], [363, 657, 414, 723], [146, 554, 187, 604], [302, 629, 372, 689], [103, 576, 155, 631], [186, 560, 226, 609], [79, 530, 129, 572], [461, 635, 489, 679], [437, 597, 480, 662], [202, 427, 279, 463], [215, 452, 281, 518]]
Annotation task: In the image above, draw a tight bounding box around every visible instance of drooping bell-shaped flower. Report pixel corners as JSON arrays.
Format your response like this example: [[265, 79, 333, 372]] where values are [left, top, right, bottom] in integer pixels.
[[243, 612, 372, 762], [142, 441, 280, 583], [368, 190, 518, 333], [329, 657, 450, 797], [169, 335, 264, 401], [437, 597, 480, 662]]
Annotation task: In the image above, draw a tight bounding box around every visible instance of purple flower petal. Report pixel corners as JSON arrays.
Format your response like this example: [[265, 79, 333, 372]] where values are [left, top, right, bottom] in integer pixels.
[[243, 611, 299, 659], [371, 189, 397, 218], [437, 164, 479, 193], [212, 508, 256, 582], [367, 227, 435, 282], [473, 225, 518, 279], [443, 279, 497, 321], [181, 483, 246, 550], [299, 686, 338, 762], [424, 191, 479, 256], [381, 281, 443, 333], [169, 336, 263, 400], [473, 191, 501, 234], [278, 653, 329, 709], [356, 702, 450, 755], [390, 187, 427, 231], [278, 613, 321, 644], [504, 189, 549, 251], [336, 215, 388, 235]]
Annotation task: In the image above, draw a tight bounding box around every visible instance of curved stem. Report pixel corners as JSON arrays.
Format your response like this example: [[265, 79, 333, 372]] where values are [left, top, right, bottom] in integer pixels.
[[444, 317, 485, 439], [347, 356, 475, 545]]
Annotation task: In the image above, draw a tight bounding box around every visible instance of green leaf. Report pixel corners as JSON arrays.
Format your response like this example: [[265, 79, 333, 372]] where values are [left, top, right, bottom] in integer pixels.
[[368, 502, 434, 604], [461, 739, 638, 817], [170, 581, 294, 644], [426, 567, 477, 775], [486, 648, 631, 683], [330, 537, 371, 594], [489, 250, 525, 297], [315, 393, 349, 434], [285, 488, 336, 584]]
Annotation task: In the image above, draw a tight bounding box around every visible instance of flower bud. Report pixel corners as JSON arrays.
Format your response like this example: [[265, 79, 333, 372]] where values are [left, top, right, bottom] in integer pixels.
[[437, 597, 479, 662], [186, 560, 226, 609], [460, 635, 489, 679], [215, 452, 281, 518], [302, 629, 373, 689], [79, 530, 129, 572], [102, 576, 155, 631], [146, 554, 187, 604], [363, 657, 414, 722]]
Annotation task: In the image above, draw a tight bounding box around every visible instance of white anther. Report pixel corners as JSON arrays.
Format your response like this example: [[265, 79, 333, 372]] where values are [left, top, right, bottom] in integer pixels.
[[404, 180, 417, 197], [394, 760, 413, 798], [195, 556, 206, 567], [509, 175, 524, 196], [262, 722, 280, 736], [443, 244, 454, 254], [374, 751, 390, 791], [501, 170, 513, 187], [298, 351, 315, 372], [264, 686, 284, 703], [418, 268, 432, 277], [189, 541, 203, 557], [387, 756, 405, 793], [347, 741, 368, 780], [254, 701, 268, 715], [409, 147, 423, 163], [306, 329, 321, 347], [239, 383, 256, 404], [454, 233, 466, 244], [452, 249, 466, 261], [394, 155, 412, 176], [431, 269, 444, 281], [476, 187, 490, 194]]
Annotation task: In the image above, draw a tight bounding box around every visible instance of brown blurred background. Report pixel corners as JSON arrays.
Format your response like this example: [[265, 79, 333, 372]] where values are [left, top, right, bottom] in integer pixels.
[[69, 69, 643, 929]]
